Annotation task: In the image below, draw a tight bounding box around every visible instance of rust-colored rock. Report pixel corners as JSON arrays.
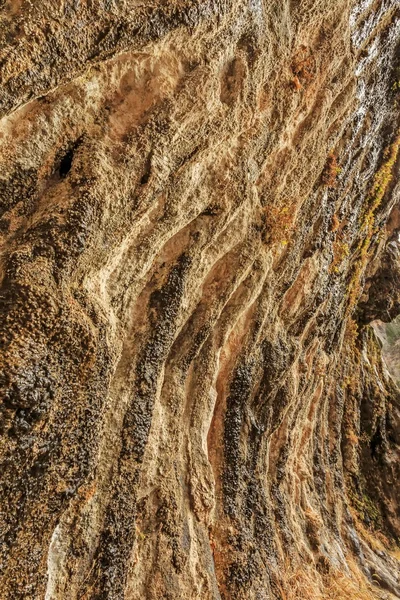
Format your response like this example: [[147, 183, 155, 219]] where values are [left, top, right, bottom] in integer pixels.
[[0, 1, 400, 599]]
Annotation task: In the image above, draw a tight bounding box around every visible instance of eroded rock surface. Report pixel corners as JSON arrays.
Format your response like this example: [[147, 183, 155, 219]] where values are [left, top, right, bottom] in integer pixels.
[[0, 1, 399, 598]]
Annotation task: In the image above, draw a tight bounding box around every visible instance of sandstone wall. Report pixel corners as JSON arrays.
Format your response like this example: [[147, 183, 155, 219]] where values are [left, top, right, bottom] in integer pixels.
[[0, 1, 399, 598]]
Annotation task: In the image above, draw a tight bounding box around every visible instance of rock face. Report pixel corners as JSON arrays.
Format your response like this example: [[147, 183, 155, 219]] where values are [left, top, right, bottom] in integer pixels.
[[0, 1, 400, 598]]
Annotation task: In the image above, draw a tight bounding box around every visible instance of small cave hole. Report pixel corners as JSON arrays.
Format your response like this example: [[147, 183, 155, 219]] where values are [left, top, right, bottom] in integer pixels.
[[370, 426, 383, 460], [140, 169, 150, 185], [59, 148, 74, 178], [140, 153, 152, 186]]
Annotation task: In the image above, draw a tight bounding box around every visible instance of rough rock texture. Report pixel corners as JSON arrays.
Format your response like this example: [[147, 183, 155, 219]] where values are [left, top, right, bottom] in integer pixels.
[[0, 1, 400, 599]]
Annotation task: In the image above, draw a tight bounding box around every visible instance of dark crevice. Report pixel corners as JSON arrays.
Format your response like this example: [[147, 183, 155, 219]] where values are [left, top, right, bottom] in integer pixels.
[[59, 148, 74, 178], [140, 153, 152, 185], [57, 137, 83, 179], [370, 426, 383, 460]]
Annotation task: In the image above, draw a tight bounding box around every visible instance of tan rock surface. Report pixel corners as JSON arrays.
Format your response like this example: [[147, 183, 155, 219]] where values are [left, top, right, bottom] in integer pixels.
[[0, 0, 399, 598]]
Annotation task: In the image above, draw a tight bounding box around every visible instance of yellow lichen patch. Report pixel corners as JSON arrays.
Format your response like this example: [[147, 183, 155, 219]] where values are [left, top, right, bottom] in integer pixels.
[[330, 238, 349, 273], [344, 318, 360, 356], [365, 132, 400, 226], [263, 203, 296, 245], [348, 132, 400, 312]]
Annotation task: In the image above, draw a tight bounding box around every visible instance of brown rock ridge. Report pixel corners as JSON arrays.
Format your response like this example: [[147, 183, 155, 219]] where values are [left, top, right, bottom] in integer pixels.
[[0, 0, 399, 598]]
